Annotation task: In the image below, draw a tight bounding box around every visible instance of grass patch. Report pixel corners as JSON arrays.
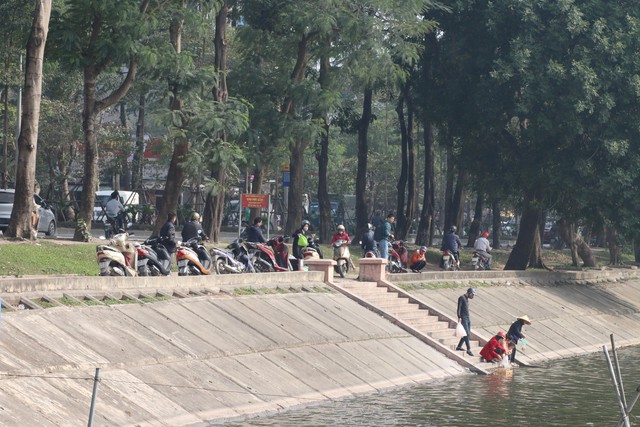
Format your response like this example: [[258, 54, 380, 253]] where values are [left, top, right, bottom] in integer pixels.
[[83, 298, 103, 306], [38, 299, 58, 309], [57, 297, 82, 306], [233, 287, 259, 295], [0, 241, 97, 276]]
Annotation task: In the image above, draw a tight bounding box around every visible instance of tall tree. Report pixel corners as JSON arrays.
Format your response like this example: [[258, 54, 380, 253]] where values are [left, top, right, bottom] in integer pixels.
[[7, 0, 52, 239]]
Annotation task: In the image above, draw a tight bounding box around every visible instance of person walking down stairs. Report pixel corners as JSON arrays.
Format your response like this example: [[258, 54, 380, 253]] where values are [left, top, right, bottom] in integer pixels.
[[456, 288, 477, 356]]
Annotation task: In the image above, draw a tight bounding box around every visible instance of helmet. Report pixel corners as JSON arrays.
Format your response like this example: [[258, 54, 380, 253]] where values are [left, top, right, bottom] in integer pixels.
[[190, 212, 200, 221], [301, 220, 310, 227], [497, 331, 506, 339], [449, 225, 457, 233], [337, 224, 345, 231], [420, 246, 427, 253], [482, 231, 489, 238], [367, 223, 373, 230]]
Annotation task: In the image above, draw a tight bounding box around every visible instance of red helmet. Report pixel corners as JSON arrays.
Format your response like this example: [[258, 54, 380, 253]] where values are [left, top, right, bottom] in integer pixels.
[[482, 231, 489, 238], [497, 331, 506, 339]]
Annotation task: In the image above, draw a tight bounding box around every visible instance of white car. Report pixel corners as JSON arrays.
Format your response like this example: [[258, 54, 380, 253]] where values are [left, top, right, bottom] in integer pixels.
[[0, 189, 57, 236]]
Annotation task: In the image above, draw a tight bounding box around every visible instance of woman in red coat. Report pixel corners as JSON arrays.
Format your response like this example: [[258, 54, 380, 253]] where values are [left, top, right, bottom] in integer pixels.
[[480, 331, 506, 362]]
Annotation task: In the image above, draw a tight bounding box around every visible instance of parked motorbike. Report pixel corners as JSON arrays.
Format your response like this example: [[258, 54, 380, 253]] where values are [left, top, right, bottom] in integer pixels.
[[176, 231, 212, 276], [246, 240, 289, 272], [266, 235, 292, 270], [212, 240, 254, 274], [96, 232, 138, 276], [137, 236, 172, 276], [388, 240, 409, 273], [332, 239, 352, 278], [307, 235, 324, 259], [471, 251, 491, 270], [441, 249, 460, 271]]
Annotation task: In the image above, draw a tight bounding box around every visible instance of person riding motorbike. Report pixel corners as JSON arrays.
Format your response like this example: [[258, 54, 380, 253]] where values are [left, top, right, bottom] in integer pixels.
[[330, 224, 351, 245], [105, 191, 125, 230], [474, 231, 493, 270], [441, 225, 462, 267], [182, 212, 205, 242], [292, 220, 311, 262]]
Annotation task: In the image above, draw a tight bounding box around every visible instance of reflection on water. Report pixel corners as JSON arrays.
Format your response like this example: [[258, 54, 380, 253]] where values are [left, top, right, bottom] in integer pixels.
[[224, 346, 640, 426]]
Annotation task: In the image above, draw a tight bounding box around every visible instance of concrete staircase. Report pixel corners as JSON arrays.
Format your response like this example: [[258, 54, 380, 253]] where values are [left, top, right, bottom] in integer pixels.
[[337, 279, 485, 368]]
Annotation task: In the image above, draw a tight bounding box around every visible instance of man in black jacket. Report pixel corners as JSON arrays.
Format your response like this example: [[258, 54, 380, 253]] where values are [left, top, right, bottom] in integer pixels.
[[456, 287, 477, 356], [245, 217, 266, 243], [181, 212, 204, 242], [160, 212, 178, 254]]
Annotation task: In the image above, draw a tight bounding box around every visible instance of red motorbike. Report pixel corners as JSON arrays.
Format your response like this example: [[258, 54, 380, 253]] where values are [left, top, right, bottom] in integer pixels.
[[388, 240, 409, 273], [246, 239, 290, 272]]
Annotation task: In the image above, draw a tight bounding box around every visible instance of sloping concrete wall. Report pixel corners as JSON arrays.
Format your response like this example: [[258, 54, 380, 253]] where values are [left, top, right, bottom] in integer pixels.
[[0, 289, 466, 426], [408, 279, 640, 364]]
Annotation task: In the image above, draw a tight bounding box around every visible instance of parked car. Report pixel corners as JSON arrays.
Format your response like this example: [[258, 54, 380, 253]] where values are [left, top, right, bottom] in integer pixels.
[[0, 189, 56, 236]]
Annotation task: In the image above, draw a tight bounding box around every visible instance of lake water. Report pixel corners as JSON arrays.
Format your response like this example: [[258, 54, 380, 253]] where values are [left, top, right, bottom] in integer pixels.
[[223, 346, 640, 426]]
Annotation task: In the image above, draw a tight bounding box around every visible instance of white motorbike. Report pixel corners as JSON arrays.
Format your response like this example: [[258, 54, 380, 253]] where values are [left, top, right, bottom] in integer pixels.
[[333, 239, 352, 278], [96, 232, 139, 276]]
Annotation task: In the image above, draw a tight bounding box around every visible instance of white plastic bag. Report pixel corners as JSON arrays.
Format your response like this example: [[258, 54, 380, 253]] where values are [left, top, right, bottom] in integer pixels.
[[455, 322, 467, 338]]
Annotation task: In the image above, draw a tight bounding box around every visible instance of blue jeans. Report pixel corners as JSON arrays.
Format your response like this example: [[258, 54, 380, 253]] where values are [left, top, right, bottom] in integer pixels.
[[378, 239, 389, 261], [457, 317, 471, 350]]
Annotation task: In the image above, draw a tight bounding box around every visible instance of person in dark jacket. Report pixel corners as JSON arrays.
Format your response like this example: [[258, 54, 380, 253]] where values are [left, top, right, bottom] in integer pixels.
[[456, 287, 477, 356], [374, 213, 395, 261], [160, 212, 178, 254], [507, 315, 531, 362], [245, 217, 267, 243], [441, 225, 463, 267], [292, 220, 310, 262], [361, 223, 377, 256], [181, 212, 204, 242]]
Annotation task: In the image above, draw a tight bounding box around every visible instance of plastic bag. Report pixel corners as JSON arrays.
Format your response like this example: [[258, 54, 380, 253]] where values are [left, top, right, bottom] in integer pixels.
[[519, 337, 527, 351], [455, 322, 467, 338]]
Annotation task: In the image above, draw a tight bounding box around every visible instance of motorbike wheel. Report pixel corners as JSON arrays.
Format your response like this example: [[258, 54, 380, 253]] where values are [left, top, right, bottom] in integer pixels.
[[443, 259, 451, 271], [215, 257, 228, 275], [339, 261, 348, 278], [255, 257, 274, 273]]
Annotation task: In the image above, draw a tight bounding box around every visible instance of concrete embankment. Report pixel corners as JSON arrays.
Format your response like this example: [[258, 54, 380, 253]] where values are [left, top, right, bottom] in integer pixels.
[[0, 270, 639, 425]]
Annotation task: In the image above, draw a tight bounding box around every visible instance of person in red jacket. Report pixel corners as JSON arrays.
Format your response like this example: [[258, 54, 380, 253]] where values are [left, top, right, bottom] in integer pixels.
[[480, 331, 507, 362]]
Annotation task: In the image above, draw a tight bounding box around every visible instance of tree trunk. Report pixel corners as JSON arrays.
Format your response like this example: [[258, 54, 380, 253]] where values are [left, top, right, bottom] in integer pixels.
[[466, 193, 483, 247], [504, 195, 542, 270], [557, 219, 597, 267], [527, 224, 545, 269], [285, 141, 306, 234], [7, 0, 51, 239], [444, 145, 454, 231], [317, 119, 331, 243], [395, 93, 408, 239], [249, 166, 264, 221], [606, 226, 622, 265], [202, 1, 230, 243], [492, 198, 501, 249], [2, 84, 8, 189], [451, 169, 466, 232], [153, 13, 185, 235], [131, 94, 145, 191], [405, 91, 416, 238], [355, 86, 373, 236], [416, 119, 435, 246]]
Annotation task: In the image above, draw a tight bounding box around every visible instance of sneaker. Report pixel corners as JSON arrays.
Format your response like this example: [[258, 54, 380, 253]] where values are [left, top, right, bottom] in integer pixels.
[[466, 350, 474, 356]]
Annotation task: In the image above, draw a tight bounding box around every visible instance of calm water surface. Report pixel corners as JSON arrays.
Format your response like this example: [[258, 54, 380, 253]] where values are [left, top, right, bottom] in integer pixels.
[[224, 346, 640, 426]]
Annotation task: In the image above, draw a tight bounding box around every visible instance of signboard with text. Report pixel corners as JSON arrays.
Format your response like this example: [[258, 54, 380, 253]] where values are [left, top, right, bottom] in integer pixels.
[[241, 193, 269, 209]]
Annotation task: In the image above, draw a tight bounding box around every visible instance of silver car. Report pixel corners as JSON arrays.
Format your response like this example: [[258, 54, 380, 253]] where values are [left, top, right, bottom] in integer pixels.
[[0, 189, 57, 236]]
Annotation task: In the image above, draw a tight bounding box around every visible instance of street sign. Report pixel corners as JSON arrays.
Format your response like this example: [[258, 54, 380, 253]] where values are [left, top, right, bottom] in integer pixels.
[[283, 171, 290, 187], [241, 193, 269, 209]]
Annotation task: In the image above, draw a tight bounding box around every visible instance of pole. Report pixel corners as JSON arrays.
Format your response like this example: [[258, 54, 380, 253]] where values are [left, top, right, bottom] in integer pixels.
[[618, 384, 640, 427], [603, 345, 631, 427], [267, 195, 271, 241], [87, 367, 100, 427], [611, 334, 628, 409], [238, 194, 242, 238]]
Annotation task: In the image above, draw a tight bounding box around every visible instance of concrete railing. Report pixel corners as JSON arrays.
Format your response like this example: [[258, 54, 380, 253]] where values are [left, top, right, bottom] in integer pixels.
[[358, 258, 387, 282], [305, 259, 337, 284]]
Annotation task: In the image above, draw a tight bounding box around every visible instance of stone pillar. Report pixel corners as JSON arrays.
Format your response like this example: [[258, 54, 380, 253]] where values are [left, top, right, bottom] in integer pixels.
[[304, 259, 337, 284], [358, 258, 387, 282]]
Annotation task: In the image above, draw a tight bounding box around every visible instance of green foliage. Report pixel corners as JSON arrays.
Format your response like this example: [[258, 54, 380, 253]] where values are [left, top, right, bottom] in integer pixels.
[[0, 241, 97, 276]]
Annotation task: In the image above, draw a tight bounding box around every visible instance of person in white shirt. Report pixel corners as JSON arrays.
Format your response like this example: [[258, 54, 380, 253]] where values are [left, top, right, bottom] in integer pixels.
[[105, 191, 125, 229], [474, 231, 493, 269]]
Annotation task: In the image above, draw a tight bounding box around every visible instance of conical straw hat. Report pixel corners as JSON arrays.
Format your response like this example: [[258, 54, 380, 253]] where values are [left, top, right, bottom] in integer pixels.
[[517, 315, 532, 324]]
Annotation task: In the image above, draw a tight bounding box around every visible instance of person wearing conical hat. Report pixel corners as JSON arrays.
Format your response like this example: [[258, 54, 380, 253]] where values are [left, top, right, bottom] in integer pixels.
[[506, 315, 531, 363]]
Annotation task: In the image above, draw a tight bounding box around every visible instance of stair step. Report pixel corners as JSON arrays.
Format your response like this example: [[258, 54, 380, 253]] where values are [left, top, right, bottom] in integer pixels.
[[427, 328, 458, 339], [374, 302, 417, 312], [417, 322, 450, 332]]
